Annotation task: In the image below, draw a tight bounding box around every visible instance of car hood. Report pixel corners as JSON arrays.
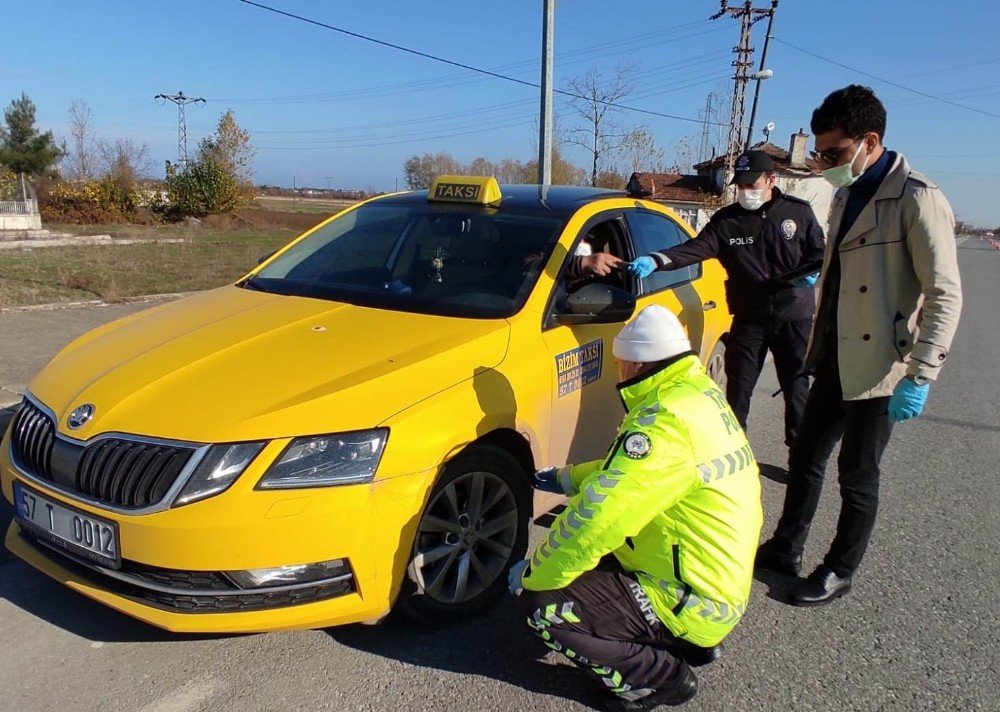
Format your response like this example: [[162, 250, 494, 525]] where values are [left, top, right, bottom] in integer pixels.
[[29, 286, 510, 443]]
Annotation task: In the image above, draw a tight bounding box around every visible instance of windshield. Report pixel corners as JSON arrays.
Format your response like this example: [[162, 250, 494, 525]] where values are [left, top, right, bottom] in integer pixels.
[[247, 201, 566, 318]]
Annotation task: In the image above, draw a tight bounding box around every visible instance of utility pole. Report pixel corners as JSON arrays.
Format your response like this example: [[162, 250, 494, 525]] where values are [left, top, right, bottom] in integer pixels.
[[746, 0, 779, 147], [698, 92, 716, 163], [154, 91, 205, 167], [711, 1, 771, 189], [537, 0, 555, 186]]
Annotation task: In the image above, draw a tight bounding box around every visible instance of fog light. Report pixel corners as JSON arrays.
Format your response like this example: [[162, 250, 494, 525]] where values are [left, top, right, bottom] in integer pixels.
[[224, 558, 350, 589]]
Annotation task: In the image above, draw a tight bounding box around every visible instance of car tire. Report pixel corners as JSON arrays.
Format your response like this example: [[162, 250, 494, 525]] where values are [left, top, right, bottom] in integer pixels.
[[707, 338, 727, 391], [396, 446, 530, 624]]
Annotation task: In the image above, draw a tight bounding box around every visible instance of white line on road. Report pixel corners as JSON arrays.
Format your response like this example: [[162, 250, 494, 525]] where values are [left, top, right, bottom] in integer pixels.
[[137, 676, 224, 712]]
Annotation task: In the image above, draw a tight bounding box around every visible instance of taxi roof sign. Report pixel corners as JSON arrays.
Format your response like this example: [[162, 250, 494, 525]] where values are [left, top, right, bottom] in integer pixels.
[[429, 175, 502, 206]]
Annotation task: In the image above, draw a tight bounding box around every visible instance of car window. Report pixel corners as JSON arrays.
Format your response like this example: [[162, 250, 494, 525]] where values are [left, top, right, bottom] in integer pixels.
[[624, 210, 699, 293], [248, 202, 565, 319]]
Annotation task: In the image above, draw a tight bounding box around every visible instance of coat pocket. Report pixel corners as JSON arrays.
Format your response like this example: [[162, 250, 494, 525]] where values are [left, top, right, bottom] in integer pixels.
[[892, 311, 915, 361]]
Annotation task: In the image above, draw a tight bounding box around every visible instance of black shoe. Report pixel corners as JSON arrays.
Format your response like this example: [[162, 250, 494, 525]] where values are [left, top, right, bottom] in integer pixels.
[[788, 566, 852, 607], [755, 538, 802, 576], [603, 662, 698, 710]]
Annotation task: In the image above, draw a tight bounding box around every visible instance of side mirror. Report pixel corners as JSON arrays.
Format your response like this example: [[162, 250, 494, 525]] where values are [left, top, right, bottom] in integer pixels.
[[556, 283, 636, 325], [257, 251, 276, 265]]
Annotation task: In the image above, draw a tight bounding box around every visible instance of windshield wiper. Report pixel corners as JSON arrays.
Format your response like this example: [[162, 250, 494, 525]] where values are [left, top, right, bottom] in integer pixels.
[[242, 277, 268, 293]]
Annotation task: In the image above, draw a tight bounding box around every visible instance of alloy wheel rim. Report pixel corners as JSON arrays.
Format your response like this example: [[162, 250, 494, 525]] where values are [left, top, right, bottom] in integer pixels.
[[410, 470, 518, 604]]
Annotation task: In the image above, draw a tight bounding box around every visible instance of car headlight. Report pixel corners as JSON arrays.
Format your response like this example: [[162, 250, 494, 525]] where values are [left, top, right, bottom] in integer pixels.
[[173, 442, 266, 506], [256, 428, 388, 490]]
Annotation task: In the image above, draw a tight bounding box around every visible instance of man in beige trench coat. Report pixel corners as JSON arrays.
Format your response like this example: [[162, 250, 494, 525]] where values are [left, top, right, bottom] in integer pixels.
[[756, 85, 963, 606]]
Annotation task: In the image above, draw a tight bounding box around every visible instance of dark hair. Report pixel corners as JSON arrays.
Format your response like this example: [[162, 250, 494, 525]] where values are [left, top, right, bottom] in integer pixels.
[[811, 85, 887, 139]]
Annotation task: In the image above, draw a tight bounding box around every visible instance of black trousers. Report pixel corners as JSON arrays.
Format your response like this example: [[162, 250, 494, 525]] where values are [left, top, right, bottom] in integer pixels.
[[771, 374, 894, 577], [724, 316, 811, 446], [520, 569, 714, 700]]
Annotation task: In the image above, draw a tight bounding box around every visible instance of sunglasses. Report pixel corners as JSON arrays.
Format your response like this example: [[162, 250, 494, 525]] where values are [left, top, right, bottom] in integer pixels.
[[810, 137, 864, 166]]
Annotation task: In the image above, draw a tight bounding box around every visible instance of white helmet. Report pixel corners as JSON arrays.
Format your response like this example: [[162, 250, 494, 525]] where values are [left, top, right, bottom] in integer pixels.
[[613, 305, 691, 363]]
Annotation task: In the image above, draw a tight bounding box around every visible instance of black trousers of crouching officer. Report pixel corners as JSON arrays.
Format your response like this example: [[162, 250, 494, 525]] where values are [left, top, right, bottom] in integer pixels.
[[520, 568, 714, 700], [724, 315, 811, 447]]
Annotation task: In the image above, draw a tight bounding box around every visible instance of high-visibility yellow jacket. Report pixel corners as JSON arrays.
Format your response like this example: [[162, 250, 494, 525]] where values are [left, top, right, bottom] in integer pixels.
[[522, 353, 763, 647]]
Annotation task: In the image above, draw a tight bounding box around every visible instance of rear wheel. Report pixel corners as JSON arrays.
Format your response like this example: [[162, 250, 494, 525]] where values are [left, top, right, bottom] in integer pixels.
[[397, 446, 530, 622], [707, 338, 727, 391]]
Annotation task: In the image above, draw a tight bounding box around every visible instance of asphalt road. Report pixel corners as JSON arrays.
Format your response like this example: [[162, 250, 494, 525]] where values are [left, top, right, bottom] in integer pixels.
[[0, 239, 997, 712]]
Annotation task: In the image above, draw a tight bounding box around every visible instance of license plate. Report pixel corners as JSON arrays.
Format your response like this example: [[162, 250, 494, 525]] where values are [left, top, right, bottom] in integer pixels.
[[13, 482, 121, 569]]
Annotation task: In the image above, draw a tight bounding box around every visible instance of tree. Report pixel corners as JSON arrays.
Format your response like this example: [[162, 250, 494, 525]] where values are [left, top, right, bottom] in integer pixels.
[[402, 152, 463, 189], [199, 110, 255, 183], [565, 67, 638, 187], [617, 127, 667, 175], [64, 99, 98, 180], [0, 93, 62, 176], [164, 110, 255, 217], [668, 134, 700, 173], [99, 137, 152, 189]]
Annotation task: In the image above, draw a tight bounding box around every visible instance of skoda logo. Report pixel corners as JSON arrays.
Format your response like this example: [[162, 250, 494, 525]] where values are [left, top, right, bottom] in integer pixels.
[[67, 403, 95, 429]]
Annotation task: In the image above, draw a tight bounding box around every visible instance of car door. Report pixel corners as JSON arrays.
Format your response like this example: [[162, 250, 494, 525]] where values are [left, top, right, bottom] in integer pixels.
[[540, 212, 638, 467], [623, 208, 716, 360]]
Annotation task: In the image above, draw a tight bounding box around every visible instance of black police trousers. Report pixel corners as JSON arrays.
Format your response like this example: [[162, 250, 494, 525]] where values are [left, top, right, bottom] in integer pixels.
[[520, 568, 715, 701], [724, 315, 811, 446], [771, 374, 894, 577]]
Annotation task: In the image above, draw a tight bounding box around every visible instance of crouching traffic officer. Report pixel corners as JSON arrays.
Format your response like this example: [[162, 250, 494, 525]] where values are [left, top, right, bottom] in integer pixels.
[[509, 305, 763, 710], [627, 151, 826, 448]]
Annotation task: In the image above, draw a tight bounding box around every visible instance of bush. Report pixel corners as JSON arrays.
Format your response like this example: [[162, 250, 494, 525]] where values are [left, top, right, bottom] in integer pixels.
[[38, 177, 143, 224], [163, 156, 254, 218]]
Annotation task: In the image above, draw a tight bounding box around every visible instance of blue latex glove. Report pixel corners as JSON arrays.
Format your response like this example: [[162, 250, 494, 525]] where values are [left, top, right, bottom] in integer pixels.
[[625, 256, 656, 279], [533, 466, 564, 494], [888, 377, 930, 423], [791, 271, 820, 288], [508, 559, 529, 595]]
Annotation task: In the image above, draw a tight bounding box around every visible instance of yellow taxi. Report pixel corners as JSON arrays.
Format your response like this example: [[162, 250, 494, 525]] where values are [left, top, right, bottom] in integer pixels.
[[1, 176, 731, 633]]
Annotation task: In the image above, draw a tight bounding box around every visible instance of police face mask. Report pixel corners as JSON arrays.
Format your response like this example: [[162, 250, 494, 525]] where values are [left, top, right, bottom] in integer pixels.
[[736, 187, 767, 211], [822, 138, 870, 188]]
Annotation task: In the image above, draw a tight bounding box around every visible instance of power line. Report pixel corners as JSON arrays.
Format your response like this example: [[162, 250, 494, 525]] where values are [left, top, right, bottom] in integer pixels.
[[773, 38, 1000, 119], [238, 0, 725, 127]]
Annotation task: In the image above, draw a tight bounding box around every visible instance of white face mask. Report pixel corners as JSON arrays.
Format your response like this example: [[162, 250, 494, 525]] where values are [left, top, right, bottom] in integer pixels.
[[737, 187, 767, 211], [821, 139, 870, 188]]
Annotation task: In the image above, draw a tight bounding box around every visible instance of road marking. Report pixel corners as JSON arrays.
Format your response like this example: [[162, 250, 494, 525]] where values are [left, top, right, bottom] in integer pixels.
[[137, 676, 223, 712]]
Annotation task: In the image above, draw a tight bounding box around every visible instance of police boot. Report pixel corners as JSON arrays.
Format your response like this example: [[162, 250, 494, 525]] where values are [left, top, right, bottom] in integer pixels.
[[603, 661, 698, 710]]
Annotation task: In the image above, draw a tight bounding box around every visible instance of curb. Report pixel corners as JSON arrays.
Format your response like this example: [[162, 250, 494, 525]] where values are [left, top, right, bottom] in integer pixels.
[[1, 291, 195, 314]]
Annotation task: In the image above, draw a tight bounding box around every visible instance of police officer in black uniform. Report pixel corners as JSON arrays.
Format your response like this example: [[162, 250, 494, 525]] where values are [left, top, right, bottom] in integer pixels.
[[627, 150, 826, 448]]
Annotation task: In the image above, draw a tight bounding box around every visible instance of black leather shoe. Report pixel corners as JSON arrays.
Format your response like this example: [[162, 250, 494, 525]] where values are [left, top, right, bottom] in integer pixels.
[[603, 662, 698, 710], [788, 566, 852, 607], [755, 538, 802, 576]]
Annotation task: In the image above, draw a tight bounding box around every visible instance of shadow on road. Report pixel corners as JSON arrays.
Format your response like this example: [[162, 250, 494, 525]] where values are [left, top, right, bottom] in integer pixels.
[[920, 414, 1000, 434], [752, 566, 801, 605], [0, 556, 247, 643], [328, 599, 604, 710], [757, 463, 789, 485]]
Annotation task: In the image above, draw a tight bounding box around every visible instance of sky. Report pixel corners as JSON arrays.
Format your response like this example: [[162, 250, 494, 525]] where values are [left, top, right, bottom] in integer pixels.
[[4, 0, 1000, 226]]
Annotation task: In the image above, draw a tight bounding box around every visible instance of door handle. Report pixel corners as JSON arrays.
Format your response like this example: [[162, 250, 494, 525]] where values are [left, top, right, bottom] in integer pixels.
[[703, 300, 717, 311]]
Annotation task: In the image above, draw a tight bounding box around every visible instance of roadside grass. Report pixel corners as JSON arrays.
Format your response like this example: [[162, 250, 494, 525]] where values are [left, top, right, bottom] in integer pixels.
[[0, 227, 297, 310], [255, 196, 360, 214]]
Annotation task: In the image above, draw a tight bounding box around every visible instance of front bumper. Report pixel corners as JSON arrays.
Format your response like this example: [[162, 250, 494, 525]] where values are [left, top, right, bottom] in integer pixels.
[[2, 436, 434, 633]]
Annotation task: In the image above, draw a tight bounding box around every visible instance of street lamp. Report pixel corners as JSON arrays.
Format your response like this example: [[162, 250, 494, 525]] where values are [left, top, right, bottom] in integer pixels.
[[746, 68, 773, 147]]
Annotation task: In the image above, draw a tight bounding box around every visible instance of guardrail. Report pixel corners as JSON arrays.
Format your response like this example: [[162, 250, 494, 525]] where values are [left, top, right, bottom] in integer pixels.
[[0, 199, 39, 216]]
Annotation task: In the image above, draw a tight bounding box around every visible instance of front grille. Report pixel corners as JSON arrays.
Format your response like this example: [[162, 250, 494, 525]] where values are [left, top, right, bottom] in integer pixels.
[[10, 399, 197, 510], [76, 439, 193, 508], [22, 532, 356, 614], [10, 401, 55, 480]]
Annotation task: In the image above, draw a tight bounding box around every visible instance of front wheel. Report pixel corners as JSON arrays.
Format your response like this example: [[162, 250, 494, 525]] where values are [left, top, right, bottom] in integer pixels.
[[397, 446, 530, 623], [706, 337, 727, 391]]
